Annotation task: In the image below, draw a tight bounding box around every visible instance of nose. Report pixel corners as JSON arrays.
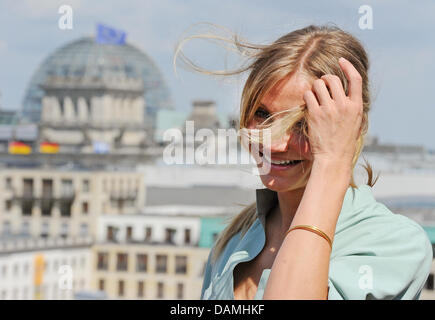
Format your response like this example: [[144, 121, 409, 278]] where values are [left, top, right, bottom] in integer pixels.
[[267, 130, 311, 155], [269, 130, 293, 153]]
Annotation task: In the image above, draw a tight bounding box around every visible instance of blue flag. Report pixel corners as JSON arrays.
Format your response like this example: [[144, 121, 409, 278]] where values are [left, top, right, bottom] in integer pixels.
[[96, 24, 127, 45], [93, 141, 110, 154]]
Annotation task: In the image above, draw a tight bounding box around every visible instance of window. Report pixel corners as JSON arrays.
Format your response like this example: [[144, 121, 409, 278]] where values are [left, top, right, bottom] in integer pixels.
[[21, 222, 30, 236], [164, 228, 176, 244], [42, 179, 53, 196], [136, 254, 147, 272], [41, 221, 49, 238], [60, 179, 74, 217], [22, 201, 32, 216], [118, 280, 125, 297], [1, 265, 7, 277], [61, 179, 74, 197], [137, 281, 144, 298], [116, 253, 128, 271], [176, 283, 184, 299], [22, 179, 34, 216], [175, 256, 187, 274], [157, 282, 164, 299], [2, 221, 11, 235], [5, 177, 12, 190], [126, 226, 133, 242], [80, 223, 88, 237], [107, 226, 117, 242], [82, 202, 89, 215], [426, 273, 434, 290], [97, 252, 109, 270], [60, 201, 72, 217], [144, 227, 152, 242], [82, 179, 90, 192], [60, 222, 68, 238], [13, 264, 19, 276], [155, 255, 167, 274], [5, 200, 12, 211], [23, 178, 33, 197], [184, 229, 191, 245], [41, 179, 54, 216], [80, 279, 85, 290], [99, 279, 105, 291], [23, 263, 29, 275]]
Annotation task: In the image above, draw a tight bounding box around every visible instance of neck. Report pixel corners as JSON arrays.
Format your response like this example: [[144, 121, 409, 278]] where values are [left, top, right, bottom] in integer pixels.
[[273, 187, 306, 235]]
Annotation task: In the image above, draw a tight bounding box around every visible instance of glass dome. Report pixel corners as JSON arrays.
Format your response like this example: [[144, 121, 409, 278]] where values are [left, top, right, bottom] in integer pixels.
[[21, 37, 173, 124]]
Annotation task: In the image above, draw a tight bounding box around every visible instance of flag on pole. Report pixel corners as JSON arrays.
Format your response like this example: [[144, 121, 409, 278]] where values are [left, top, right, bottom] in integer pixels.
[[96, 23, 127, 45], [9, 141, 32, 155], [93, 141, 110, 154], [34, 254, 45, 300], [40, 142, 59, 154]]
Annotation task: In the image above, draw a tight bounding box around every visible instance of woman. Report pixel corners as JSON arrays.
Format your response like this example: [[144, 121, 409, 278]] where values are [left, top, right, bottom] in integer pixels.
[[175, 24, 433, 299]]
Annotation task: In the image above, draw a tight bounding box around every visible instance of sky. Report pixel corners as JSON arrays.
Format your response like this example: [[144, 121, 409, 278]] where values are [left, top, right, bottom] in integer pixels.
[[0, 0, 434, 150]]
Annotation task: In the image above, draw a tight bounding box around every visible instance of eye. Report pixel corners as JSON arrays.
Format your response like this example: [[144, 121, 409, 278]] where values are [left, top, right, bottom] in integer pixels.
[[293, 119, 307, 134], [254, 108, 270, 119], [294, 120, 303, 128]]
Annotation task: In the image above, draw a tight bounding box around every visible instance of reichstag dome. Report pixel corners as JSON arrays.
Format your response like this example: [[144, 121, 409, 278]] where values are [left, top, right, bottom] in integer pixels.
[[21, 37, 172, 124]]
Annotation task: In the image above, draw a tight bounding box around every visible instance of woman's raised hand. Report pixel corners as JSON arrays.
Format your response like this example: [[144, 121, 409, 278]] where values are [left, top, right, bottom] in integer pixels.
[[303, 57, 364, 168]]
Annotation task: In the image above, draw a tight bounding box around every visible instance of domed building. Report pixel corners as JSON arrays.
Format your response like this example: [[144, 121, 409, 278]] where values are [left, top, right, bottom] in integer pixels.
[[19, 35, 172, 154]]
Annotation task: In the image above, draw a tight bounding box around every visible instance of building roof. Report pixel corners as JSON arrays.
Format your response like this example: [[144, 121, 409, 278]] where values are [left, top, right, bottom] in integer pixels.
[[0, 124, 38, 141], [145, 185, 256, 208], [21, 36, 173, 123]]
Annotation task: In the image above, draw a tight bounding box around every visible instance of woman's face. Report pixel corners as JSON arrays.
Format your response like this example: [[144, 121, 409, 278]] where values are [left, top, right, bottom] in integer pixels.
[[247, 72, 314, 192]]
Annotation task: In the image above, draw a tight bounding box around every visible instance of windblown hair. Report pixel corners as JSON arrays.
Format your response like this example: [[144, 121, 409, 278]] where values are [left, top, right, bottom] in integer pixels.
[[174, 23, 380, 264]]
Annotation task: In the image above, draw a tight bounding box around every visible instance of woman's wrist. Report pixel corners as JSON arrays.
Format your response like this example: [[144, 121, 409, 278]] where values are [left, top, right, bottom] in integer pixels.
[[289, 158, 352, 233], [311, 157, 353, 187]]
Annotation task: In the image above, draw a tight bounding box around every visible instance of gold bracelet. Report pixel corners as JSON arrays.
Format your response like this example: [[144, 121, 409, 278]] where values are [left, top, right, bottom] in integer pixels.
[[285, 225, 333, 250]]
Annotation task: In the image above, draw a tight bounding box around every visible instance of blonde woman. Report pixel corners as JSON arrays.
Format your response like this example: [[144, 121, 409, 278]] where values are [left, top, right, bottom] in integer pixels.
[[175, 24, 432, 300]]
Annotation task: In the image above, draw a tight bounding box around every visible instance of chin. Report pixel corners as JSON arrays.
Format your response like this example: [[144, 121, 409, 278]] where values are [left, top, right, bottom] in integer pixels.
[[258, 162, 312, 193]]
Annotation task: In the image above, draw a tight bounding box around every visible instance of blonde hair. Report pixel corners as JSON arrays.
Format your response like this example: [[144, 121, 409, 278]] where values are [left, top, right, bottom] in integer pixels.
[[174, 23, 380, 264]]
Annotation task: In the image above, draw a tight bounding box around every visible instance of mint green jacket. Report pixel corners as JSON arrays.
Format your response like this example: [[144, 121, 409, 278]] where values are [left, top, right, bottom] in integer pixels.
[[201, 184, 433, 300]]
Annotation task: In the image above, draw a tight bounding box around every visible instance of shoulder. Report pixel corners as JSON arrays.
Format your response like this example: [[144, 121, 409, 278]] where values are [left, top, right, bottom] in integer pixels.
[[335, 198, 431, 257], [329, 200, 433, 299]]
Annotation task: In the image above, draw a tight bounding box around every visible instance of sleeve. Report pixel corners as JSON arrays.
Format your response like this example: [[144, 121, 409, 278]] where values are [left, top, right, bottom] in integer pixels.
[[327, 220, 433, 300], [200, 248, 214, 299]]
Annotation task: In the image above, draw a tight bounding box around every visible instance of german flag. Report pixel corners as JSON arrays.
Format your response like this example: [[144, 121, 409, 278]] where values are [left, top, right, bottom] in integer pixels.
[[8, 141, 32, 155], [40, 142, 59, 154]]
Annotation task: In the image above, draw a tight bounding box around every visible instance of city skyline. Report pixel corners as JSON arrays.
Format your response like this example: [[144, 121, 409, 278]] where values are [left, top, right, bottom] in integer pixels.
[[0, 0, 434, 151]]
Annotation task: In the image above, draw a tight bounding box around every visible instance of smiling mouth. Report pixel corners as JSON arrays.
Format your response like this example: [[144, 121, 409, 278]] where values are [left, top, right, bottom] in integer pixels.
[[259, 151, 304, 166]]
